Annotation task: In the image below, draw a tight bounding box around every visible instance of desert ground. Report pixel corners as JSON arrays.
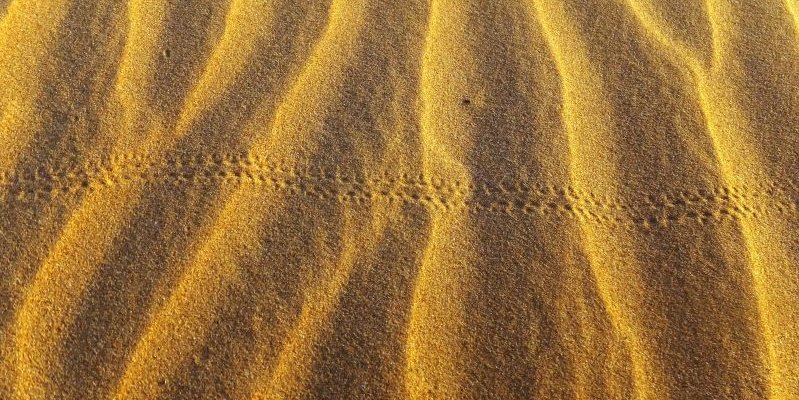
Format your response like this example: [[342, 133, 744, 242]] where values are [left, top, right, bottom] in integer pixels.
[[1, 0, 799, 398]]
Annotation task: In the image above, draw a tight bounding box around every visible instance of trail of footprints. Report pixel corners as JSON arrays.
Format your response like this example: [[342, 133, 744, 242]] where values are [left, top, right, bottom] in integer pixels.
[[1, 153, 797, 228]]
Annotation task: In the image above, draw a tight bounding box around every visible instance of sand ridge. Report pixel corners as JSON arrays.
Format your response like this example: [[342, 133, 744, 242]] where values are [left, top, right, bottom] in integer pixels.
[[1, 0, 799, 398]]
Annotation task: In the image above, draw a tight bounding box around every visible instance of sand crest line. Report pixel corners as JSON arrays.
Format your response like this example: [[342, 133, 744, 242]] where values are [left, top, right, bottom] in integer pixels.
[[0, 152, 796, 227]]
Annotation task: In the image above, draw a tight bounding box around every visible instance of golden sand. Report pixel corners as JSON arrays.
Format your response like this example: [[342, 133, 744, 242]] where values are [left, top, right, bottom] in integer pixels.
[[1, 0, 798, 398]]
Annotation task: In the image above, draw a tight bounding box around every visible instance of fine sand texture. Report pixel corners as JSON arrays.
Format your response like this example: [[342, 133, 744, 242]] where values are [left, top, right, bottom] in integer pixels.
[[2, 0, 799, 398]]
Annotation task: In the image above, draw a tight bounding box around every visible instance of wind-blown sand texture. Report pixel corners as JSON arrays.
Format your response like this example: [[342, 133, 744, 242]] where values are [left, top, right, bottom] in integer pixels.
[[1, 0, 798, 398]]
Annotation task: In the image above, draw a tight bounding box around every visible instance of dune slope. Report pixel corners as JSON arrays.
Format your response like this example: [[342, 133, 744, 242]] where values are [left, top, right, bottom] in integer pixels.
[[1, 0, 798, 398]]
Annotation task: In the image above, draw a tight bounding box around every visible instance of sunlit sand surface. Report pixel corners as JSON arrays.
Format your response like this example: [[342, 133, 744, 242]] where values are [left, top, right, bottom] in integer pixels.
[[1, 0, 799, 398]]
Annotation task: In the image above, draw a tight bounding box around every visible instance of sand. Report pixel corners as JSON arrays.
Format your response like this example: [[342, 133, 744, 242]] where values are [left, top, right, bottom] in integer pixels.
[[1, 0, 798, 398]]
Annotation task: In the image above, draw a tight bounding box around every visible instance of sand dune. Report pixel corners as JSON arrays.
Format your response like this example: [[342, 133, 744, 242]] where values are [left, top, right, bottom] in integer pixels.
[[1, 0, 798, 398]]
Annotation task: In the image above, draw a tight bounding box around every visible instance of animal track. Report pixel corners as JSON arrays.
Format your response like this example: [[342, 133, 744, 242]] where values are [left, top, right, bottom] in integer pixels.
[[1, 153, 797, 229]]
